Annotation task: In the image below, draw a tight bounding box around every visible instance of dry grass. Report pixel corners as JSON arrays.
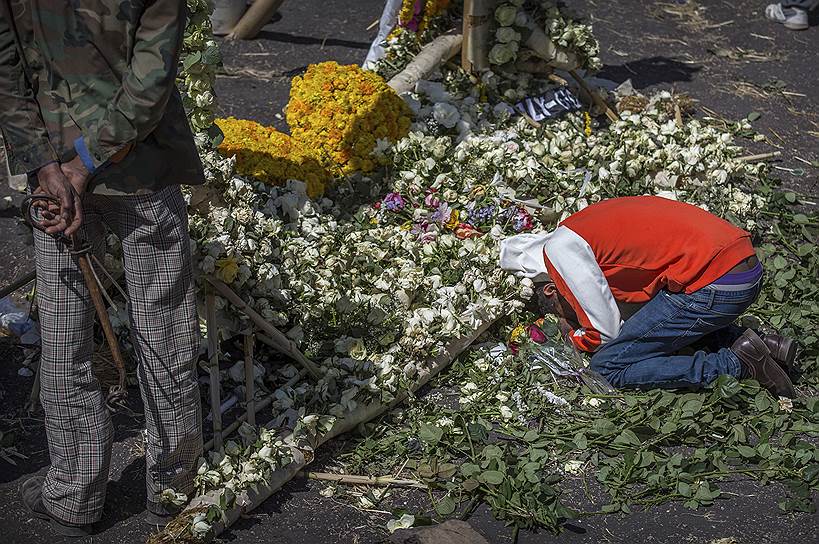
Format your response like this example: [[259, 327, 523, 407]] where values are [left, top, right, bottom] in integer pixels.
[[145, 507, 210, 544]]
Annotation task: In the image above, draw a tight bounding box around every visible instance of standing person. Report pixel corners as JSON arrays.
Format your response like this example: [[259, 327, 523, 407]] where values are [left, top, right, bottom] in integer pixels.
[[766, 1, 818, 30], [500, 196, 796, 398], [0, 0, 206, 536]]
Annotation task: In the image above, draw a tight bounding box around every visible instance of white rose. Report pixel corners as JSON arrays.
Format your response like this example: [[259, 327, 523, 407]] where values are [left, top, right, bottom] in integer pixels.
[[432, 102, 460, 129], [488, 41, 519, 65], [495, 26, 521, 44], [495, 4, 518, 26]]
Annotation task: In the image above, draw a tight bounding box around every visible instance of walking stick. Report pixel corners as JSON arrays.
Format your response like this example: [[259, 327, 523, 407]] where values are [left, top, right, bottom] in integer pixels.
[[22, 194, 127, 410]]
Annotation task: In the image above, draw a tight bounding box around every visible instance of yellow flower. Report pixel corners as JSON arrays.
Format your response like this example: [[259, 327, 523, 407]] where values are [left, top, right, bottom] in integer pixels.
[[445, 209, 460, 229], [215, 257, 240, 283], [215, 117, 331, 199], [584, 111, 592, 137], [509, 324, 526, 344], [287, 62, 412, 176]]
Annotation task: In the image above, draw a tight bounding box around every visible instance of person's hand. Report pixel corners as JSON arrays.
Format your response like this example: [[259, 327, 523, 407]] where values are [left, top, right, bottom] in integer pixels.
[[557, 317, 575, 341], [35, 162, 83, 236], [60, 155, 91, 196]]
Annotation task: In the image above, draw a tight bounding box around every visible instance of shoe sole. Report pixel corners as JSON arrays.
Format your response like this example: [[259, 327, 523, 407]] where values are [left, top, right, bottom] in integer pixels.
[[784, 22, 809, 30], [760, 358, 796, 398]]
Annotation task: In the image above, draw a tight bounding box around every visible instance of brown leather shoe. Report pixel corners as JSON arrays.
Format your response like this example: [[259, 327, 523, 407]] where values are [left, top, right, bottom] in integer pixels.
[[763, 334, 797, 371], [732, 329, 796, 398]]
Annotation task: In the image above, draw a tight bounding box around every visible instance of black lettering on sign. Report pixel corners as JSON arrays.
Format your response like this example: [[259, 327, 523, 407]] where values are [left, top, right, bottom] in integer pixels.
[[515, 87, 582, 121]]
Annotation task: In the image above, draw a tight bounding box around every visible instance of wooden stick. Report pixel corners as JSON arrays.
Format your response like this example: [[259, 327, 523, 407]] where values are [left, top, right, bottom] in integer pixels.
[[388, 34, 463, 94], [228, 0, 285, 40], [206, 293, 224, 452], [0, 269, 36, 299], [568, 70, 619, 123], [176, 317, 502, 541], [203, 368, 307, 451], [244, 331, 256, 427], [76, 253, 127, 405], [204, 276, 321, 378], [299, 471, 425, 489], [737, 151, 782, 163]]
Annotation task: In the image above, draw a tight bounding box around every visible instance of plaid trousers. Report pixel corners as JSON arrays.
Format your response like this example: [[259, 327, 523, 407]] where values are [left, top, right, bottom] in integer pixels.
[[33, 185, 202, 525]]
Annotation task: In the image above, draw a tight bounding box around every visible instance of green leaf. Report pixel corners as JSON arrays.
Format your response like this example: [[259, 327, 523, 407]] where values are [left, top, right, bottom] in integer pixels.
[[754, 391, 771, 412], [612, 430, 641, 448], [479, 470, 505, 485], [736, 445, 757, 458], [523, 429, 540, 442], [677, 481, 692, 497], [747, 111, 761, 122], [419, 423, 444, 445], [461, 478, 479, 492], [784, 192, 797, 203], [773, 255, 788, 269], [592, 418, 617, 436], [436, 495, 456, 516]]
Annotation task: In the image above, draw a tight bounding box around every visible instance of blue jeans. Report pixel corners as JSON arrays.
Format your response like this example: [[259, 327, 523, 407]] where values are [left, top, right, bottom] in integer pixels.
[[590, 282, 762, 390]]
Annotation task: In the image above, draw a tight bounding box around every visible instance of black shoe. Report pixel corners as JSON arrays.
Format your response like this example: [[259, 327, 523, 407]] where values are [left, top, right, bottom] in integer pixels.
[[144, 509, 173, 527], [732, 329, 796, 398], [20, 477, 94, 538]]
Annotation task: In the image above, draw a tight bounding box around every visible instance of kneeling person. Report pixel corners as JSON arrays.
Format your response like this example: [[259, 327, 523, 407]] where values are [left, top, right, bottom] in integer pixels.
[[500, 196, 795, 397]]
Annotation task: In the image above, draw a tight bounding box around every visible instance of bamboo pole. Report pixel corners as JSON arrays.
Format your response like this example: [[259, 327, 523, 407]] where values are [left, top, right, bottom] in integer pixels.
[[737, 151, 782, 163], [299, 471, 425, 489], [206, 293, 224, 452], [227, 0, 285, 40], [388, 34, 463, 94], [204, 276, 321, 378], [461, 0, 492, 74], [243, 331, 256, 427], [163, 316, 501, 542]]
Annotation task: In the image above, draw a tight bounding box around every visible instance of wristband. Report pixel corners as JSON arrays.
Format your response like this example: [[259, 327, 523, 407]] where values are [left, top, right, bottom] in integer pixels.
[[73, 136, 96, 174]]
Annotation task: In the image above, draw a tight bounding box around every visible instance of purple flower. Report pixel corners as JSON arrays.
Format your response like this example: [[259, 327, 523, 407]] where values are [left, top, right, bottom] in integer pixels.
[[424, 193, 440, 208], [429, 202, 452, 224], [383, 192, 405, 211], [470, 205, 496, 225]]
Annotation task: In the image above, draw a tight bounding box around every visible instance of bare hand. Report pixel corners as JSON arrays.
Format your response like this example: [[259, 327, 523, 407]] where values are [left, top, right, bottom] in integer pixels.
[[557, 317, 575, 341], [35, 162, 83, 236], [60, 155, 91, 196]]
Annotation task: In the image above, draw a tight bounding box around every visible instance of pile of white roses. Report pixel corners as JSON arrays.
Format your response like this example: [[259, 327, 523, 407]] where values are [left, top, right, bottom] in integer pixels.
[[156, 1, 768, 538], [488, 1, 602, 71]]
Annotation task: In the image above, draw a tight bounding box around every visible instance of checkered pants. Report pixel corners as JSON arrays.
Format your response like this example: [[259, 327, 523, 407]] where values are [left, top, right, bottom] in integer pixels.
[[33, 185, 202, 525]]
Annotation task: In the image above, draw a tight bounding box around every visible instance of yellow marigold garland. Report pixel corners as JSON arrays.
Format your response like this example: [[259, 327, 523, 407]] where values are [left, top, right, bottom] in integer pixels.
[[286, 61, 411, 175], [215, 117, 330, 199]]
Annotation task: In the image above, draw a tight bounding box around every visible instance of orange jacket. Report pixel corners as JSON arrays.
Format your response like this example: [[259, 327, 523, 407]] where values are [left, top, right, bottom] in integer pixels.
[[542, 196, 755, 352]]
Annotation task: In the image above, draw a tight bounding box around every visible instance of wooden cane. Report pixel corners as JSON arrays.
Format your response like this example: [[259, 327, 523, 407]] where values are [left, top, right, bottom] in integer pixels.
[[73, 241, 127, 408]]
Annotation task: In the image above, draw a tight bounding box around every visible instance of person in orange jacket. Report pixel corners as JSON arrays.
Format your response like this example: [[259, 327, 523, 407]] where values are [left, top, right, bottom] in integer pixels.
[[500, 196, 796, 397]]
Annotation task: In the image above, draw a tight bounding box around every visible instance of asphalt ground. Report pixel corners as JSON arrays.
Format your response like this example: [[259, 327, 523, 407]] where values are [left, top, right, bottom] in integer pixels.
[[1, 1, 817, 543]]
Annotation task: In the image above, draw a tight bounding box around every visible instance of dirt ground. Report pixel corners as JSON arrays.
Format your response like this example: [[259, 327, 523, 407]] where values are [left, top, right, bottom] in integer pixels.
[[0, 1, 817, 543]]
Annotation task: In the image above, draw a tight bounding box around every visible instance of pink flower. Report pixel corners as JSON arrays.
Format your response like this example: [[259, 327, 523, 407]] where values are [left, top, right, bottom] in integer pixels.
[[424, 193, 440, 208], [528, 324, 547, 344]]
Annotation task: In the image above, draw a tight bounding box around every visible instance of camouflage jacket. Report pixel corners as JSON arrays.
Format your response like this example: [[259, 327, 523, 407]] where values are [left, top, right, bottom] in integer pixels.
[[0, 0, 205, 194]]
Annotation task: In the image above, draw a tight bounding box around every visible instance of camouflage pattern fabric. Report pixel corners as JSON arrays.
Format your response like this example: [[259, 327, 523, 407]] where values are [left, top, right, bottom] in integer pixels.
[[0, 0, 205, 194]]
